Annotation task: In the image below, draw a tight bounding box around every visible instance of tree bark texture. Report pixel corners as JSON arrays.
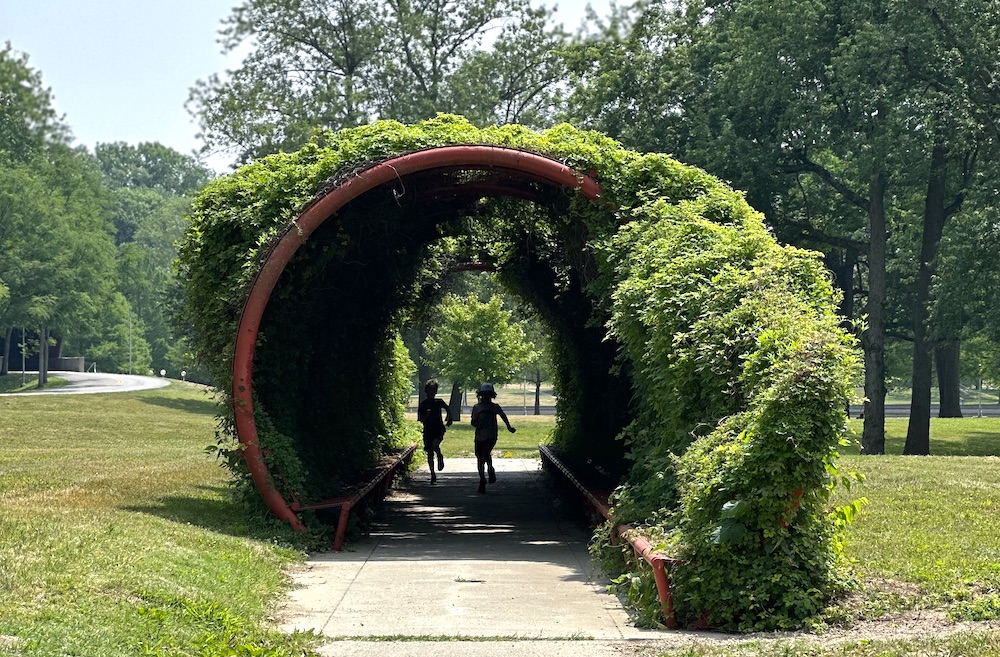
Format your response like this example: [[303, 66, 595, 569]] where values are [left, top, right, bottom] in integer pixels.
[[905, 143, 950, 455], [37, 324, 49, 387], [828, 248, 858, 328], [861, 170, 888, 454], [935, 340, 963, 417]]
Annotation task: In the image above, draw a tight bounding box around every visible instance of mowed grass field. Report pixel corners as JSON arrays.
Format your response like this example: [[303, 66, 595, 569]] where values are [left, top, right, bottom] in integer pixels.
[[0, 382, 316, 657], [3, 380, 1000, 656]]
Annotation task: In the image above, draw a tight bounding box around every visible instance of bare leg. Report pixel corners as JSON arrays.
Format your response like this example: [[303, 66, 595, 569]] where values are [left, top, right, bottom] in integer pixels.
[[476, 456, 487, 493], [427, 452, 436, 483], [486, 452, 496, 484], [436, 447, 445, 471]]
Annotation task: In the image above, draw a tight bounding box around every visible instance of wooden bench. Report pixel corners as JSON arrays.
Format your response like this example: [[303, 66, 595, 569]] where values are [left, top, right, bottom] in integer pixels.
[[290, 443, 417, 551], [539, 444, 681, 629]]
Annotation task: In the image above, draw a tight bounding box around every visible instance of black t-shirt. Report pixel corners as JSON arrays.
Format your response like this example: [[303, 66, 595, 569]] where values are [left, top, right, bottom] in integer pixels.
[[418, 397, 449, 435]]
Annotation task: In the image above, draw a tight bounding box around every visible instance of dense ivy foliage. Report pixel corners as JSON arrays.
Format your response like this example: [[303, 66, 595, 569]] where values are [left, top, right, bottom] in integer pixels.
[[177, 115, 859, 630]]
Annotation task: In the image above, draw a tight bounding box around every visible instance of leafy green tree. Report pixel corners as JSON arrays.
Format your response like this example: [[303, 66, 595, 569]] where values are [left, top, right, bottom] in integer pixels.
[[93, 141, 212, 194], [0, 43, 69, 164], [0, 147, 119, 383], [566, 0, 1000, 454], [33, 147, 119, 380], [423, 293, 534, 400], [94, 142, 211, 374], [85, 293, 152, 374], [444, 5, 568, 127], [0, 46, 129, 381], [188, 0, 569, 162]]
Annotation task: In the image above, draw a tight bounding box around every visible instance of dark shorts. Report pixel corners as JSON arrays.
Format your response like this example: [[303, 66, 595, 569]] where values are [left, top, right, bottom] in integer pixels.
[[474, 439, 497, 460], [423, 432, 443, 452]]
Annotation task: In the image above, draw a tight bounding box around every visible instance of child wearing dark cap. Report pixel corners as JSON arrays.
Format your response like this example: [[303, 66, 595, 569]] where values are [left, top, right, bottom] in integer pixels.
[[470, 382, 515, 494]]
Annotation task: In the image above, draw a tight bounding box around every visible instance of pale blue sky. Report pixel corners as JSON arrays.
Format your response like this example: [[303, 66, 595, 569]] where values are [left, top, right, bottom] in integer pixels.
[[3, 0, 609, 171]]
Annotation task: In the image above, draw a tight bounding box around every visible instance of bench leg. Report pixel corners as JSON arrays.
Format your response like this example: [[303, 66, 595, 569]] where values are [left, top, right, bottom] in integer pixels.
[[333, 501, 352, 551]]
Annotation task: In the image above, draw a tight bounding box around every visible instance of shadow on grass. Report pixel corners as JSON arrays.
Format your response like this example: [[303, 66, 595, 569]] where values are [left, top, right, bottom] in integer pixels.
[[882, 432, 1000, 457], [138, 394, 220, 416], [123, 485, 304, 544]]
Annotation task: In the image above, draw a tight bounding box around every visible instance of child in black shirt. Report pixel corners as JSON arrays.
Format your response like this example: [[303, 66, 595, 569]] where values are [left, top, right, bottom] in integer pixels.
[[470, 382, 515, 493], [417, 379, 452, 483]]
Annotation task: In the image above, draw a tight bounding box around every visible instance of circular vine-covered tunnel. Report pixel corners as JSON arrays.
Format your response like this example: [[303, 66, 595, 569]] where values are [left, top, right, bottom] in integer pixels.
[[179, 117, 859, 630], [231, 145, 623, 529]]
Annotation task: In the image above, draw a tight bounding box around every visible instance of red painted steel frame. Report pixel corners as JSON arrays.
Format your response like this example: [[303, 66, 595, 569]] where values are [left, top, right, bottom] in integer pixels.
[[232, 146, 603, 531]]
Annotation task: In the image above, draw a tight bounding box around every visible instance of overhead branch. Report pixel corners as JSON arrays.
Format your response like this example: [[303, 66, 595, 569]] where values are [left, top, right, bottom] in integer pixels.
[[780, 157, 869, 211]]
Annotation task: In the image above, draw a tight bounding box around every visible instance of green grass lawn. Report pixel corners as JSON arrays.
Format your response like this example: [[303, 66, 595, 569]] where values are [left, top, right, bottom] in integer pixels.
[[0, 382, 317, 657], [833, 418, 1000, 621], [4, 382, 1000, 656], [0, 374, 68, 393]]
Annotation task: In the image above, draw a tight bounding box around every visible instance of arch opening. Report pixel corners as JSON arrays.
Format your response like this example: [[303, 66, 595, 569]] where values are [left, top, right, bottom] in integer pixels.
[[232, 146, 631, 528]]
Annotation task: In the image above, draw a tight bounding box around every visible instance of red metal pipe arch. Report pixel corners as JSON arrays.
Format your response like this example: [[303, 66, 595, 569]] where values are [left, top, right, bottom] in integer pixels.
[[231, 145, 604, 530]]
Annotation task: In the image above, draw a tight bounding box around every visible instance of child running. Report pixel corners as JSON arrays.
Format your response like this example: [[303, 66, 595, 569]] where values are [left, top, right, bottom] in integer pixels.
[[470, 382, 515, 494], [417, 379, 452, 484]]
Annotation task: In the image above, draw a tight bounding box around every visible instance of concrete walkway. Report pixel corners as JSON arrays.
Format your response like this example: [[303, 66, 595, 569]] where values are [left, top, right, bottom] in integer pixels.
[[279, 458, 724, 656]]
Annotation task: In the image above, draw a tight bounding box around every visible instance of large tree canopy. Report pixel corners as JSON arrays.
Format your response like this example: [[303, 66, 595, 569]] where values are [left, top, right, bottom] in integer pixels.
[[187, 0, 567, 163], [178, 116, 860, 630], [564, 0, 1000, 455], [423, 292, 534, 388], [0, 43, 69, 164]]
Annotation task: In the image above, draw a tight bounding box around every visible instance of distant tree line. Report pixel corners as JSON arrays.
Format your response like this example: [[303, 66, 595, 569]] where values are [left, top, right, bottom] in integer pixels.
[[0, 44, 212, 384]]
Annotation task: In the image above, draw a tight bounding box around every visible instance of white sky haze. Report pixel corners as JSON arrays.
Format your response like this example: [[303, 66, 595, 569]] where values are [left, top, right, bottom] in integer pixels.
[[3, 0, 610, 171]]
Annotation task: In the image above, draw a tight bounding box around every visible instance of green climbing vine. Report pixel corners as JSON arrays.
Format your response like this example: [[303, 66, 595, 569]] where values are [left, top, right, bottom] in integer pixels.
[[177, 115, 861, 630]]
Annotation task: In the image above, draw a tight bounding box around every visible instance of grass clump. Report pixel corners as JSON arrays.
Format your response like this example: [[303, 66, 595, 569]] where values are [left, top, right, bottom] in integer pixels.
[[652, 630, 1000, 656]]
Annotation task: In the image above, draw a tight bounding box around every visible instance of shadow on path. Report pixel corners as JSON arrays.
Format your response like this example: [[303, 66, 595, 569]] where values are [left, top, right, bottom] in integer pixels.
[[281, 458, 653, 644]]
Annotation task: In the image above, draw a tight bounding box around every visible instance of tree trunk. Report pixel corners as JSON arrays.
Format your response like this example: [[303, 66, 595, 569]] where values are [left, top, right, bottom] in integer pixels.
[[448, 381, 462, 422], [828, 248, 858, 327], [37, 324, 48, 387], [1, 326, 10, 376], [533, 368, 542, 416], [53, 333, 63, 359], [861, 170, 888, 454], [935, 340, 963, 417], [43, 324, 49, 384], [905, 143, 950, 455], [417, 332, 432, 405]]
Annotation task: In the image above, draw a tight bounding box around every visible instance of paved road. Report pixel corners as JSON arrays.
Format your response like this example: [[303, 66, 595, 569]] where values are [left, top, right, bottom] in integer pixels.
[[0, 370, 170, 396], [279, 458, 730, 657]]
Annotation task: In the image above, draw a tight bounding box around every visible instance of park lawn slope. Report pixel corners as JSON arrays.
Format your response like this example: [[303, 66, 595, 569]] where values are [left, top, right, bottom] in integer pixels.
[[0, 382, 318, 657]]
